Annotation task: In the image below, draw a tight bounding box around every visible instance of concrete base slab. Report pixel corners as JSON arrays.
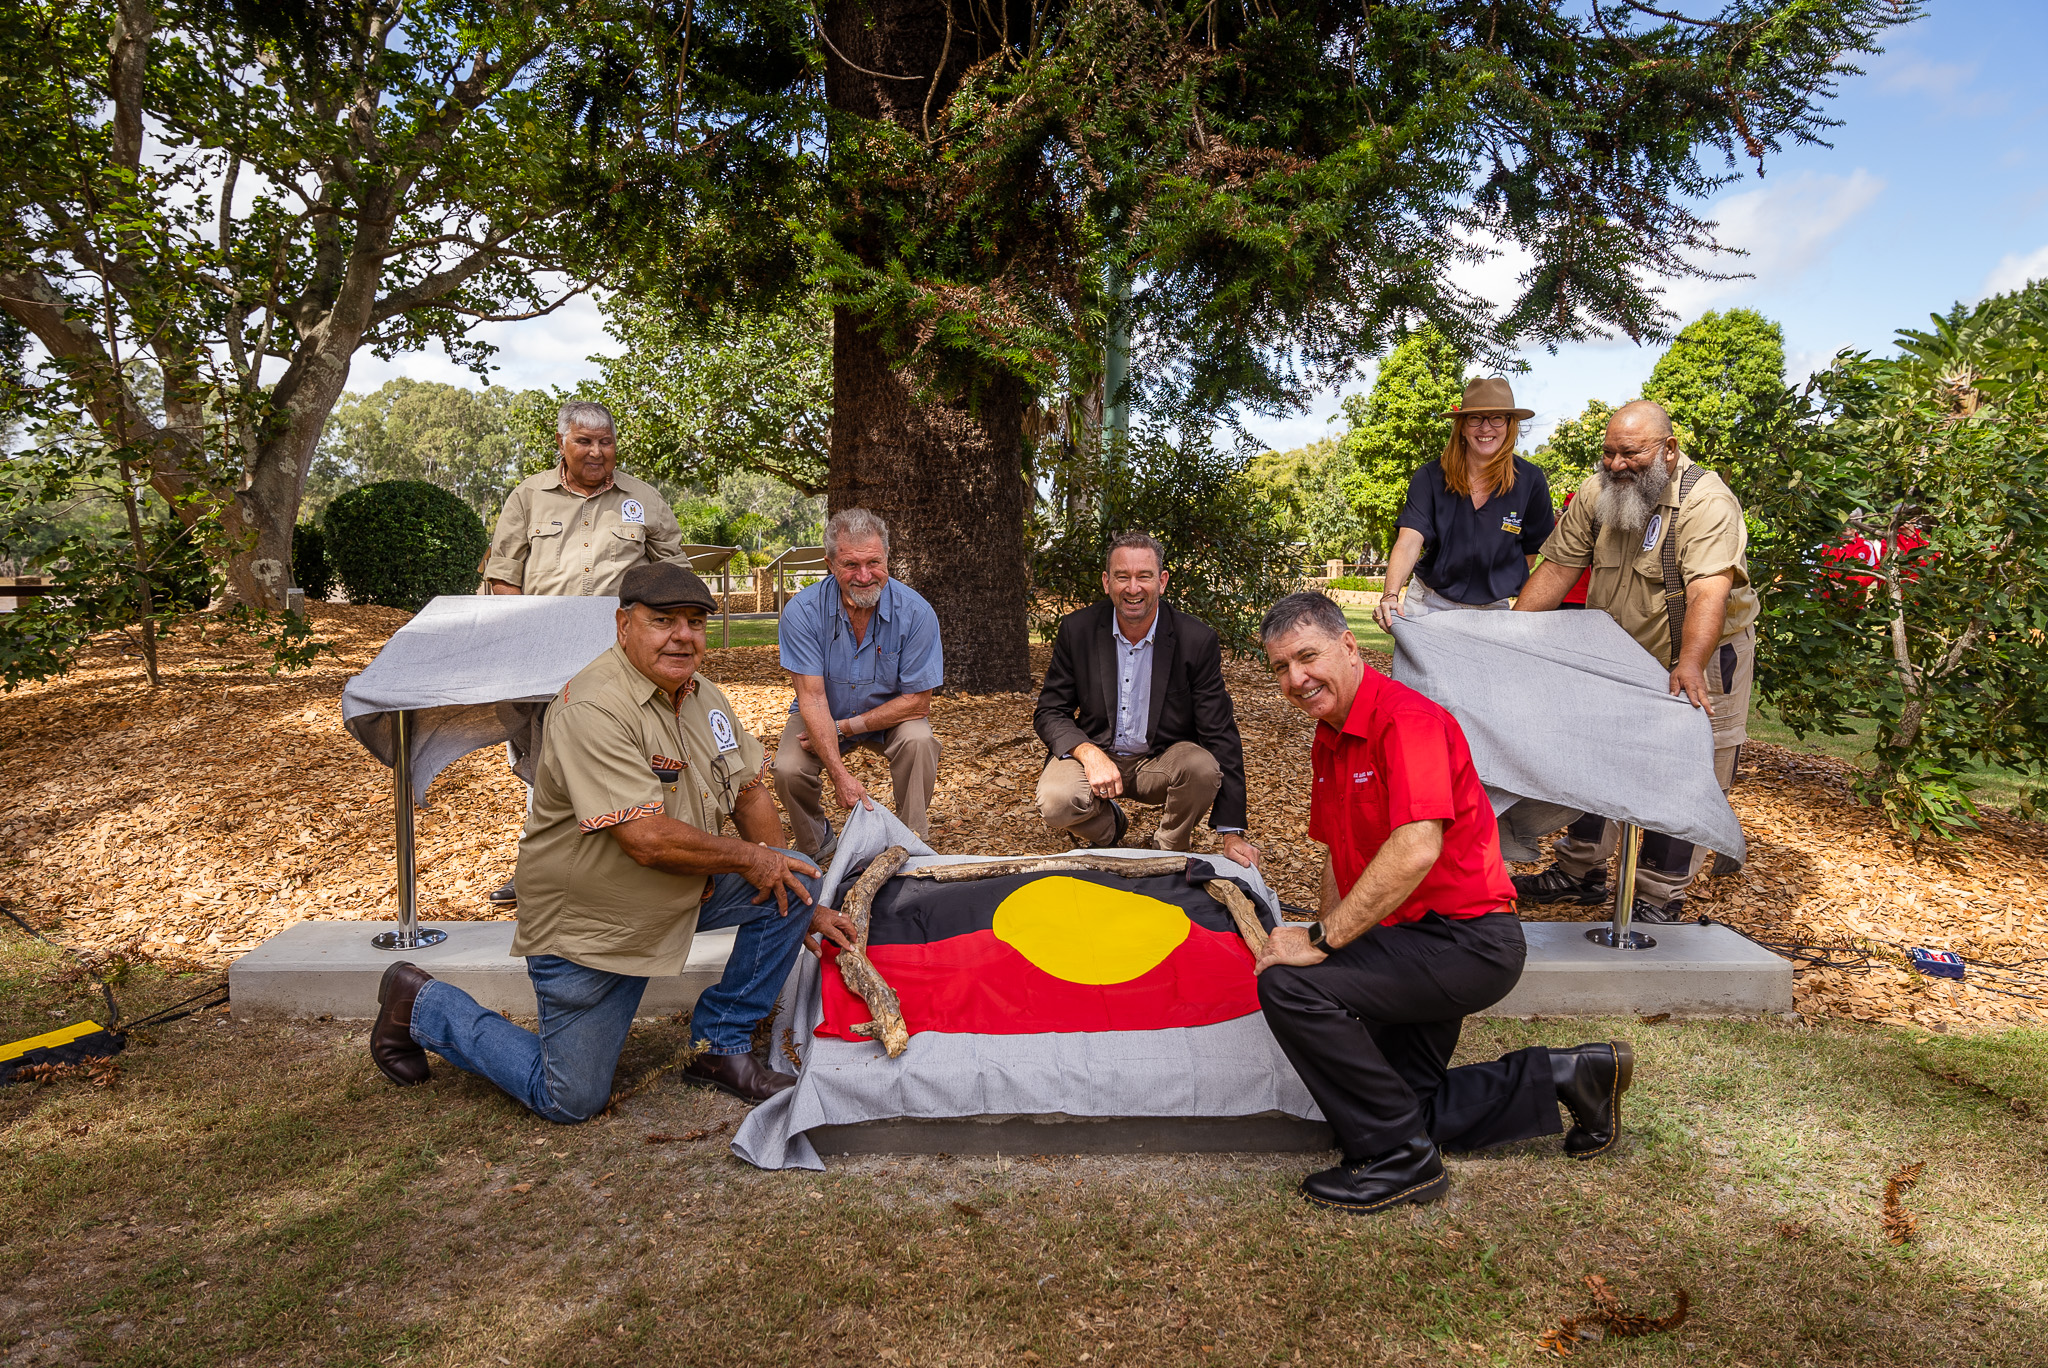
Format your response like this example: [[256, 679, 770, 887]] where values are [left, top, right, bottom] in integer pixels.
[[1483, 920, 1792, 1017], [809, 1112, 1335, 1157], [226, 920, 734, 1020], [229, 917, 1790, 1022]]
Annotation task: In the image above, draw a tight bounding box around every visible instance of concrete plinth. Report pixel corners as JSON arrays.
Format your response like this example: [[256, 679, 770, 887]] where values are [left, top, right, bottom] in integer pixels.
[[809, 1113, 1335, 1157], [1483, 920, 1792, 1017], [226, 920, 734, 1020], [229, 916, 1789, 1022]]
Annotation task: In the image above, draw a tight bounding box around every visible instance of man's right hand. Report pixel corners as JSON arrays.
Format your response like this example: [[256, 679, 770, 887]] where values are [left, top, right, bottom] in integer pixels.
[[830, 768, 875, 813], [740, 845, 820, 915], [1077, 745, 1123, 799]]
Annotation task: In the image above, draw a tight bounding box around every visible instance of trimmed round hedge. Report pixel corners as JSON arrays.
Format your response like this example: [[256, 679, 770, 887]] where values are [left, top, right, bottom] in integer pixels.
[[292, 521, 331, 601], [324, 480, 488, 610]]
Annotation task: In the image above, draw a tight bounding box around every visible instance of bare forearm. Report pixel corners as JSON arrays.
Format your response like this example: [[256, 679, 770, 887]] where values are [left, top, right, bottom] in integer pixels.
[[794, 678, 853, 780], [849, 690, 932, 733], [1319, 855, 1339, 917], [1384, 529, 1425, 593], [731, 784, 784, 847], [1513, 560, 1578, 612], [489, 580, 522, 595], [1321, 821, 1444, 948], [613, 814, 767, 877], [1677, 575, 1732, 675]]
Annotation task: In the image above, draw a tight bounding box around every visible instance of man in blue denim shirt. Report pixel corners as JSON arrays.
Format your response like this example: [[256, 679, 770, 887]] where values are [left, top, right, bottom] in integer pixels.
[[772, 509, 945, 858]]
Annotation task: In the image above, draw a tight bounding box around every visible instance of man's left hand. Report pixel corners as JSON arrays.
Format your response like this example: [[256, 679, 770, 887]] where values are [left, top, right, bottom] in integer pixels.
[[1219, 833, 1261, 869], [805, 905, 856, 956], [1668, 662, 1714, 715], [1253, 924, 1327, 975]]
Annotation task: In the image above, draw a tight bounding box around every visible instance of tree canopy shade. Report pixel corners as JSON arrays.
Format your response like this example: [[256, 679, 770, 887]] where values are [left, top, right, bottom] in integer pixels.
[[711, 0, 1910, 688], [0, 0, 671, 611]]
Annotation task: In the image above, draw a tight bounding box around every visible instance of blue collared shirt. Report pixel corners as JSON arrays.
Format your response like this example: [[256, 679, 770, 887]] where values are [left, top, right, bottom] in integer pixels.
[[780, 575, 945, 743], [1110, 611, 1159, 755]]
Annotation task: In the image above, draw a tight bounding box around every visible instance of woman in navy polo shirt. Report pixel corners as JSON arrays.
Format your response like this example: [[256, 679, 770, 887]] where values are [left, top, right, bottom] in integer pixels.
[[1372, 378, 1555, 631]]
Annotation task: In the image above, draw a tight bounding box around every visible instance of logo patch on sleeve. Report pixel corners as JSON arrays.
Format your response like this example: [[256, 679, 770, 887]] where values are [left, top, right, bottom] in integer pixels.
[[707, 709, 739, 753], [621, 499, 645, 525]]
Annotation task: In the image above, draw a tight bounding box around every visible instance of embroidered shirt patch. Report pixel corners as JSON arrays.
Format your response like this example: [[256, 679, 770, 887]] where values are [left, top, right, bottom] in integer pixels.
[[621, 499, 645, 524], [707, 709, 739, 753], [1641, 512, 1664, 551], [1501, 511, 1523, 535]]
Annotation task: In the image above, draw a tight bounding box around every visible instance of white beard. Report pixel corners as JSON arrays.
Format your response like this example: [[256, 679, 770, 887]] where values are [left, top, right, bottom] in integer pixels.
[[843, 581, 884, 610], [1596, 459, 1671, 535]]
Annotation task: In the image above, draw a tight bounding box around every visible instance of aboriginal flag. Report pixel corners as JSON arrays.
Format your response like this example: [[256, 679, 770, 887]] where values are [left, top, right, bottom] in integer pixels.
[[816, 866, 1266, 1041]]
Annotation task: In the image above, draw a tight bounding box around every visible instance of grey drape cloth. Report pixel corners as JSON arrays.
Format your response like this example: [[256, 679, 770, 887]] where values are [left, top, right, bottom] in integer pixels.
[[730, 803, 1318, 1171], [1389, 610, 1745, 864], [340, 595, 622, 804]]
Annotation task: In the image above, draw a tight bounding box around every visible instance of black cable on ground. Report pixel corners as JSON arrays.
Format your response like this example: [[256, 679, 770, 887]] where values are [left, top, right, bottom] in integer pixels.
[[2, 902, 120, 1028], [1, 900, 231, 1032]]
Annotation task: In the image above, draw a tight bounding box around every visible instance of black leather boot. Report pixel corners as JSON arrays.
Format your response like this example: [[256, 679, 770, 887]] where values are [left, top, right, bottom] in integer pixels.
[[1552, 1041, 1633, 1159], [1299, 1137, 1447, 1213]]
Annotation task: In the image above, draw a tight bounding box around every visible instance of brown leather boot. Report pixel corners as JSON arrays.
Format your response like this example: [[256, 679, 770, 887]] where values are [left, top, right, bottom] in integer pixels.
[[681, 1051, 797, 1103], [370, 961, 434, 1087]]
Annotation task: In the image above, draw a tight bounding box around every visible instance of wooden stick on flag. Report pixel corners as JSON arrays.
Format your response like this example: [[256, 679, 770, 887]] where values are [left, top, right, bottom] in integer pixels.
[[838, 845, 913, 1056], [1203, 880, 1269, 960], [907, 854, 1188, 883]]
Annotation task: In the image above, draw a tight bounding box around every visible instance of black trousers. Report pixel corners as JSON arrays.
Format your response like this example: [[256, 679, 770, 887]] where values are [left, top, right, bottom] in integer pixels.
[[1258, 911, 1561, 1159]]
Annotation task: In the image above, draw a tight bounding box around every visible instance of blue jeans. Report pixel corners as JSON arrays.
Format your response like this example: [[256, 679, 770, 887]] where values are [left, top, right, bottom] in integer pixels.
[[408, 854, 821, 1123]]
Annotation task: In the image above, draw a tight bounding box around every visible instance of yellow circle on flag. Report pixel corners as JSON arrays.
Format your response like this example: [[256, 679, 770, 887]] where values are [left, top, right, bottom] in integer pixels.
[[991, 876, 1190, 985]]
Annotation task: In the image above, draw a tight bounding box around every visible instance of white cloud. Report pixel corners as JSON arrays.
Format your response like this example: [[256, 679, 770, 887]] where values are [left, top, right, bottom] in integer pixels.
[[344, 287, 613, 395], [1879, 58, 1978, 98], [1657, 170, 1886, 317], [1980, 243, 2048, 299]]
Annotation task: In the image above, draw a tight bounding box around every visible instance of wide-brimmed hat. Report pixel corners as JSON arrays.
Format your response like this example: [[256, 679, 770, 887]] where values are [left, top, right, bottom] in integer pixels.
[[1442, 376, 1534, 420]]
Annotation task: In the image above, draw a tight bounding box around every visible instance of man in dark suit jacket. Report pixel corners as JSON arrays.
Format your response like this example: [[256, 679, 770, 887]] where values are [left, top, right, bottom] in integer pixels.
[[1033, 532, 1258, 864]]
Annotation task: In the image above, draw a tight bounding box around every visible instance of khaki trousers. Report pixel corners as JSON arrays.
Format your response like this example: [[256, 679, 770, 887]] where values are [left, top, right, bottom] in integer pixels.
[[1035, 742, 1222, 852], [772, 714, 940, 856], [1552, 626, 1754, 905]]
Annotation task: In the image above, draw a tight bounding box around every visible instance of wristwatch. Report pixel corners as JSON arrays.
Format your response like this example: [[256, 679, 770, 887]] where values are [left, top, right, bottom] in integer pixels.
[[1305, 921, 1329, 951]]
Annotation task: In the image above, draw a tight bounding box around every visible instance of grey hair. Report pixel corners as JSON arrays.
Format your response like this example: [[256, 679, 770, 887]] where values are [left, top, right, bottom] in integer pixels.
[[1105, 530, 1167, 574], [1260, 591, 1349, 647], [824, 508, 891, 560], [557, 400, 617, 438]]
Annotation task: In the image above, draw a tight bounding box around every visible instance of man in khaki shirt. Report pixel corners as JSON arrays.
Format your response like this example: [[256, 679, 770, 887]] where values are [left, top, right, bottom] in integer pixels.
[[484, 400, 686, 598], [482, 400, 687, 906], [369, 563, 854, 1117], [1510, 400, 1758, 923]]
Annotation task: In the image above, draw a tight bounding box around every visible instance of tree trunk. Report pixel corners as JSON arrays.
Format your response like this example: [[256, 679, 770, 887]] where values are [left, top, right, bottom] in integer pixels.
[[824, 1, 1034, 693]]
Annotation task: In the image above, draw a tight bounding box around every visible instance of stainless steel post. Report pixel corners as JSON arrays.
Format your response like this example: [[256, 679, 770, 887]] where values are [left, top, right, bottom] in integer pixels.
[[1586, 822, 1656, 950], [374, 709, 447, 951]]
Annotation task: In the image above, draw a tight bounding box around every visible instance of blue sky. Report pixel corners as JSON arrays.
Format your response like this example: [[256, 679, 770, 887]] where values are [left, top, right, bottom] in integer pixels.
[[352, 2, 2048, 455]]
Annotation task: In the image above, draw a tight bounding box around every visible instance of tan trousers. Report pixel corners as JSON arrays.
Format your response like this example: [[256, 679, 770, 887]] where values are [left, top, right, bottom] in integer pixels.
[[772, 714, 940, 856], [1035, 742, 1222, 852], [1552, 627, 1754, 905]]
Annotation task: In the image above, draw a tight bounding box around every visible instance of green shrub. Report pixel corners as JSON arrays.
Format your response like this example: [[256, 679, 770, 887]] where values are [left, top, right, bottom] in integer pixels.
[[1327, 576, 1385, 592], [292, 522, 331, 601], [324, 480, 488, 610]]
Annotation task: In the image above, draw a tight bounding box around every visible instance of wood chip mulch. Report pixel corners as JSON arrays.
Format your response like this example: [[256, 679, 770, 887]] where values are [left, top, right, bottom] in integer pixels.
[[1, 604, 2043, 1032]]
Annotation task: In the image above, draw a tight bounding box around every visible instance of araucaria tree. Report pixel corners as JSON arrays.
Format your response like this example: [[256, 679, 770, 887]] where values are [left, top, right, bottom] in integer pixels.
[[624, 0, 1909, 688], [0, 1, 636, 610]]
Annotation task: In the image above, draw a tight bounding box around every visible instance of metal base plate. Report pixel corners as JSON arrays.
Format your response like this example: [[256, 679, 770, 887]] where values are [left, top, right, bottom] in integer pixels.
[[1585, 926, 1658, 951], [371, 928, 449, 952]]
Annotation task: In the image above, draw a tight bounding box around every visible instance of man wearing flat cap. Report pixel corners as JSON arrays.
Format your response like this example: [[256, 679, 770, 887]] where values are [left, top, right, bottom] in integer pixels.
[[369, 562, 855, 1116]]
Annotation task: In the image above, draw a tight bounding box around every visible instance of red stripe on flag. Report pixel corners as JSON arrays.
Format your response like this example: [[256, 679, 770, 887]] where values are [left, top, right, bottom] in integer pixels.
[[816, 925, 1259, 1041]]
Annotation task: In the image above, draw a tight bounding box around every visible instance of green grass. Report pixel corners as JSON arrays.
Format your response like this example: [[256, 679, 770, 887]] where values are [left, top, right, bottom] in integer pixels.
[[5, 927, 2047, 1366], [1340, 608, 1396, 659], [707, 616, 779, 649], [1747, 706, 2045, 814]]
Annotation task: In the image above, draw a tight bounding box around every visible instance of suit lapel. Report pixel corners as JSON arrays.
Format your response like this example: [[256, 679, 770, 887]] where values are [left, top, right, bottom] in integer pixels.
[[1092, 602, 1118, 729]]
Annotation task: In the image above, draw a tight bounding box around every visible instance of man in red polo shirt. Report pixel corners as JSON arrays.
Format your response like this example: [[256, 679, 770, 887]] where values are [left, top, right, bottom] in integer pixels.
[[1254, 592, 1633, 1213]]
